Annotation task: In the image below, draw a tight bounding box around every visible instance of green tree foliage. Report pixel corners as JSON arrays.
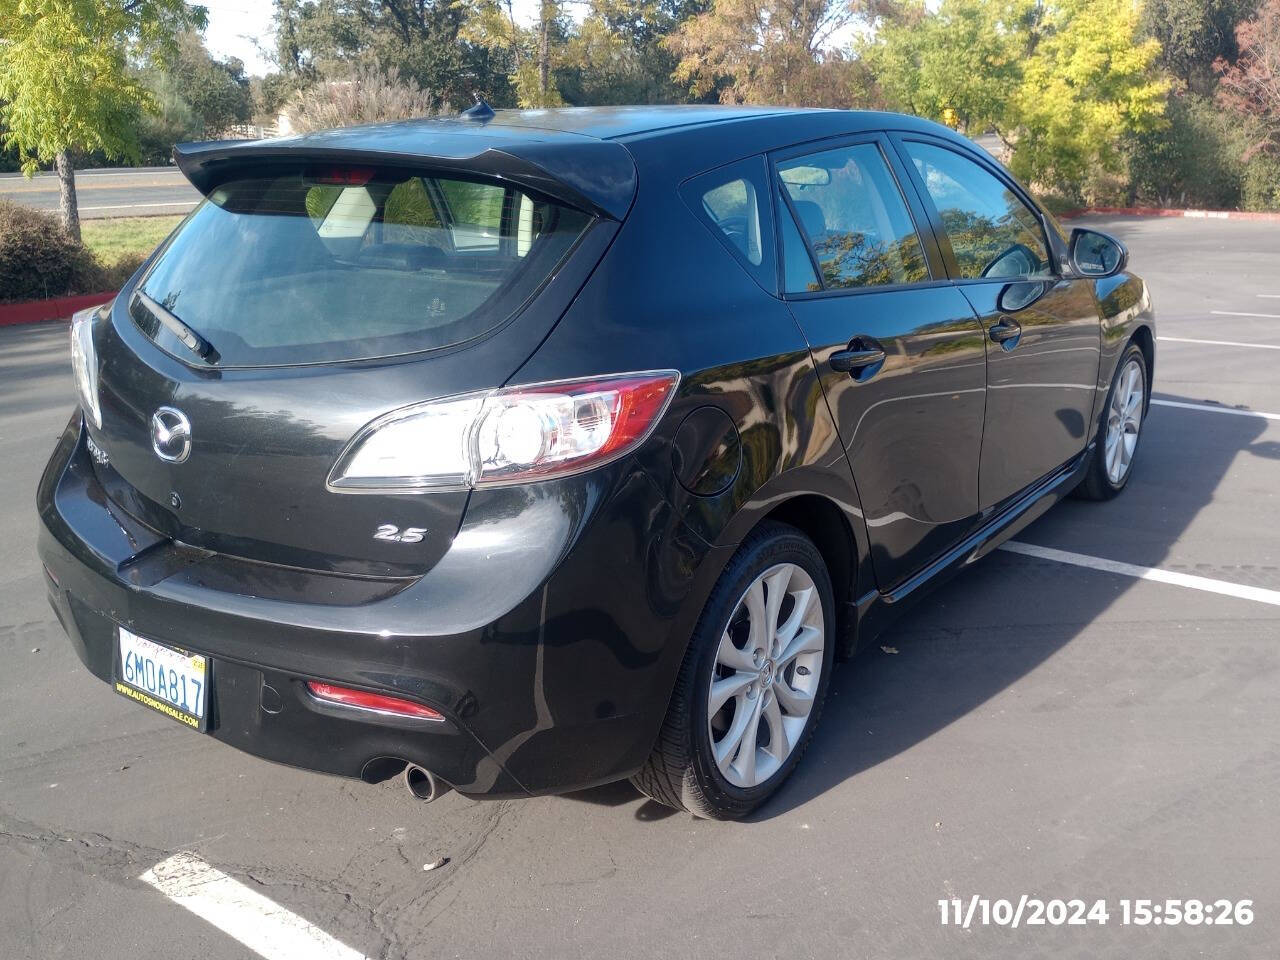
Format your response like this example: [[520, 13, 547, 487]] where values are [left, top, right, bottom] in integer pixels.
[[862, 0, 1022, 133], [0, 0, 205, 239], [866, 0, 1166, 202], [135, 31, 252, 161], [464, 0, 572, 106], [1010, 0, 1168, 197], [563, 0, 713, 104], [1126, 92, 1247, 208], [665, 0, 877, 107]]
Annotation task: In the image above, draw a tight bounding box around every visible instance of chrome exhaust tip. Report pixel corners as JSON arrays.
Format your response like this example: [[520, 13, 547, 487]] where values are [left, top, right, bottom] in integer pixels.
[[403, 764, 449, 802]]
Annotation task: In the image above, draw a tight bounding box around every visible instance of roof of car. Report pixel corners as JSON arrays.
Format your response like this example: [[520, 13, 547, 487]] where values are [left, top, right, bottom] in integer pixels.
[[470, 105, 801, 139], [175, 106, 964, 222]]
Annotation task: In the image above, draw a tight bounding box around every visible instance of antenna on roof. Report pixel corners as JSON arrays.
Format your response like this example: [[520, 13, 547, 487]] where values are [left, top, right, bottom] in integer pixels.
[[461, 96, 494, 122]]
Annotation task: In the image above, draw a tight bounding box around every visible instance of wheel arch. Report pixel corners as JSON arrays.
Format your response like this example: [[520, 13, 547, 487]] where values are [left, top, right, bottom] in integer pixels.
[[756, 493, 861, 658], [1130, 323, 1155, 410]]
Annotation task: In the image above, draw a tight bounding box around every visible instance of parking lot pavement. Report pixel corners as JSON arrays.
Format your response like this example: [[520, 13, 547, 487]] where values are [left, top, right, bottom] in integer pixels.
[[2, 215, 1278, 959]]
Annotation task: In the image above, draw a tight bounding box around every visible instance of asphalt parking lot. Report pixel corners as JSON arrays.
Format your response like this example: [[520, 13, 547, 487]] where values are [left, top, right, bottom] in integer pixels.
[[2, 214, 1278, 959]]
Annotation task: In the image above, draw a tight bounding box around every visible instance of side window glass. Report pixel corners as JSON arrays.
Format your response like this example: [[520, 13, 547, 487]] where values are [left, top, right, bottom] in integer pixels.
[[780, 189, 819, 293], [702, 177, 764, 265], [904, 141, 1052, 280], [777, 142, 930, 290], [681, 156, 777, 292]]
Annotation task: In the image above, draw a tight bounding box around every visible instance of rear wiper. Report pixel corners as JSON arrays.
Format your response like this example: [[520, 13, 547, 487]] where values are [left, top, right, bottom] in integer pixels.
[[133, 290, 220, 363]]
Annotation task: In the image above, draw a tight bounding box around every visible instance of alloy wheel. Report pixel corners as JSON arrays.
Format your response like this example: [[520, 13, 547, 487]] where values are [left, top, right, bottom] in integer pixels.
[[707, 562, 825, 789], [1104, 357, 1145, 485]]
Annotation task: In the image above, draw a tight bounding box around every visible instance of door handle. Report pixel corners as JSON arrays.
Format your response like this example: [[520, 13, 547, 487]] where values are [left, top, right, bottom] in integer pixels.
[[830, 342, 886, 376], [988, 316, 1022, 345]]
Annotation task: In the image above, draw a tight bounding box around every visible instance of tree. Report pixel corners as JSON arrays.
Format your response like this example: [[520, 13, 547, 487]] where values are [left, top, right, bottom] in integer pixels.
[[1141, 0, 1259, 94], [274, 0, 508, 110], [865, 0, 1166, 201], [0, 0, 205, 241], [665, 0, 875, 107], [862, 0, 1022, 134], [1009, 0, 1168, 196], [463, 0, 572, 107], [167, 31, 252, 138], [561, 0, 712, 105], [1217, 0, 1280, 160]]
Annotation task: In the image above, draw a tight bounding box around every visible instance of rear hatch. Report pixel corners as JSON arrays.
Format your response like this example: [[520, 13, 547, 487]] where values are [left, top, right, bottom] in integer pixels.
[[85, 126, 635, 580]]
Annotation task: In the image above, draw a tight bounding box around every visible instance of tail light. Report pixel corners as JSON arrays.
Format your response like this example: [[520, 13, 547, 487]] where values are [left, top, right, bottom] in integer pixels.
[[70, 305, 105, 429], [305, 682, 443, 720], [328, 370, 680, 493]]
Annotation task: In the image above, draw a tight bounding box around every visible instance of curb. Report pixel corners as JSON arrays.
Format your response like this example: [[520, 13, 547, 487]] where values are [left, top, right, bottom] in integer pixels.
[[0, 291, 117, 328], [1058, 205, 1280, 222]]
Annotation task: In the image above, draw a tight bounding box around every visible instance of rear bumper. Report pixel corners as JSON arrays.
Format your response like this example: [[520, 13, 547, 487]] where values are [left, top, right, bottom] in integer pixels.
[[38, 413, 725, 797]]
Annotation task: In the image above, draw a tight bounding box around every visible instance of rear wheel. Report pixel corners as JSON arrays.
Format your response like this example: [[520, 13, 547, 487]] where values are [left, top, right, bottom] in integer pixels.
[[1076, 343, 1148, 501], [632, 522, 835, 819]]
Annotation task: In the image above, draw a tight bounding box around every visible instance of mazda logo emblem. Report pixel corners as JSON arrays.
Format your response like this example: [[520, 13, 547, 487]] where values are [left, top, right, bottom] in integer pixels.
[[150, 406, 192, 463]]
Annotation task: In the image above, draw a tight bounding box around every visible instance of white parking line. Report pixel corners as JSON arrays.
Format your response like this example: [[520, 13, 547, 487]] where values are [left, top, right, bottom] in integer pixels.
[[1159, 336, 1280, 350], [1151, 398, 1280, 422], [1000, 542, 1280, 607], [1209, 310, 1280, 319], [140, 853, 369, 960], [1258, 294, 1280, 299]]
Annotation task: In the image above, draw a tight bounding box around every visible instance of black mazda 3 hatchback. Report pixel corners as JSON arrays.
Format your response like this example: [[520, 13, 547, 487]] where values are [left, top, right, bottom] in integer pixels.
[[37, 105, 1154, 818]]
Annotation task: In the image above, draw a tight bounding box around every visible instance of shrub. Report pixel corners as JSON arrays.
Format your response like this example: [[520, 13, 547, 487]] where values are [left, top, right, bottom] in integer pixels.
[[0, 197, 104, 303], [1242, 153, 1280, 210], [1127, 94, 1245, 209], [284, 66, 439, 134]]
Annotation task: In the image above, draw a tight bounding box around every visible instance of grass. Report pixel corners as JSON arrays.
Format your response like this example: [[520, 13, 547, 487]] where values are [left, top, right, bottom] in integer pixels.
[[80, 215, 183, 269]]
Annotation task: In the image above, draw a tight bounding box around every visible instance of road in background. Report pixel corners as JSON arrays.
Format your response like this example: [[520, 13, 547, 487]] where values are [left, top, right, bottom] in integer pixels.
[[1, 216, 1277, 959], [0, 167, 200, 219]]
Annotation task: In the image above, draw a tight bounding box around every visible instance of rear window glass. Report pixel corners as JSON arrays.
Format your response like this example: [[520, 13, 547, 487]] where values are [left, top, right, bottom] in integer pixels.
[[132, 168, 592, 366]]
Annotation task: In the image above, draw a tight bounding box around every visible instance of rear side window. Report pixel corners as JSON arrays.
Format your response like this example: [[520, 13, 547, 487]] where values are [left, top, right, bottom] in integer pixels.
[[777, 143, 929, 290], [681, 156, 776, 293], [903, 141, 1052, 280], [132, 168, 592, 366]]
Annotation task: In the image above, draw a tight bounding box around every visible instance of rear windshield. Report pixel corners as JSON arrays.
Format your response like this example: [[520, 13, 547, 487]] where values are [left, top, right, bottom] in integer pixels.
[[131, 167, 593, 366]]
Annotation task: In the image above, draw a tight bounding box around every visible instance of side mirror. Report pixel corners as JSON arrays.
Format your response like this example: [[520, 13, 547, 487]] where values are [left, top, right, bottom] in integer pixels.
[[1069, 228, 1127, 279]]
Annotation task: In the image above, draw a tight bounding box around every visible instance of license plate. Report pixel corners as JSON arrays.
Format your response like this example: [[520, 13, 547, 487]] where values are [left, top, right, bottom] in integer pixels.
[[115, 627, 209, 730]]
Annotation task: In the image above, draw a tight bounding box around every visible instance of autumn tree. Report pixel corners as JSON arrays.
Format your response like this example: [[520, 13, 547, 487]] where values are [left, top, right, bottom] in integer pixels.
[[1216, 0, 1280, 160], [665, 0, 875, 107], [0, 0, 205, 241]]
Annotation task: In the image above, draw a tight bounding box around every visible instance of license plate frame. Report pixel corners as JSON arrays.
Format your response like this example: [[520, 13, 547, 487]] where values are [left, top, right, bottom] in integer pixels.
[[114, 627, 210, 731]]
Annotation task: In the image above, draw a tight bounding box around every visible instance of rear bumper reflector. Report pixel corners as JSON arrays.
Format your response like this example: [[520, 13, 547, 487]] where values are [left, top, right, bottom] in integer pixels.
[[305, 681, 444, 721]]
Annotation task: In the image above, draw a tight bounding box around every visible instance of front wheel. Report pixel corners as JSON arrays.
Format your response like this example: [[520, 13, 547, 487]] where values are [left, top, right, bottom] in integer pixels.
[[1076, 342, 1148, 501], [632, 522, 835, 819]]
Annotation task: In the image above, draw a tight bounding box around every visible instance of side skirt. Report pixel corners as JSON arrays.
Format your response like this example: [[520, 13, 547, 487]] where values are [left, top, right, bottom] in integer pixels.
[[849, 447, 1093, 651]]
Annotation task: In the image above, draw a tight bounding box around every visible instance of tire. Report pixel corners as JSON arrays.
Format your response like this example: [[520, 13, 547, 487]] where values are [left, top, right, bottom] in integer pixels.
[[631, 521, 836, 819], [1075, 342, 1148, 501]]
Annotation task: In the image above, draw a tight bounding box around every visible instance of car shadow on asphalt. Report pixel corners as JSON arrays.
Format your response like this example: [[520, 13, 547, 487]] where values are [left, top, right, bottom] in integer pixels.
[[563, 393, 1269, 822]]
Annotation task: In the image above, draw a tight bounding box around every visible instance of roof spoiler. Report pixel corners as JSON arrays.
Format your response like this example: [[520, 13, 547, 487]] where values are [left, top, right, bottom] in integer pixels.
[[173, 133, 637, 221]]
